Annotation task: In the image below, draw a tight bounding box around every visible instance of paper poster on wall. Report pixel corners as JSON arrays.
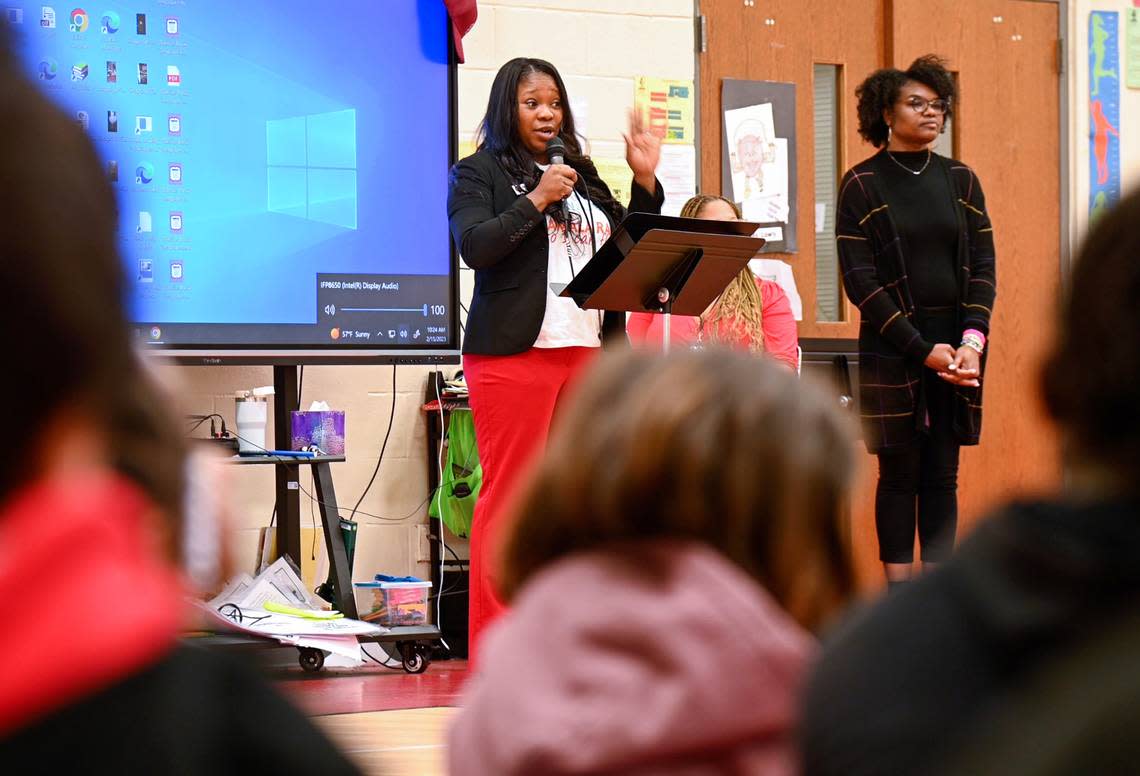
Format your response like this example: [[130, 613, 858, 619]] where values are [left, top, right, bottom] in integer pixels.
[[749, 258, 803, 321], [1127, 6, 1140, 89], [634, 77, 695, 144], [724, 104, 790, 225], [657, 144, 698, 216], [721, 79, 797, 253], [1089, 11, 1122, 222], [593, 157, 632, 207]]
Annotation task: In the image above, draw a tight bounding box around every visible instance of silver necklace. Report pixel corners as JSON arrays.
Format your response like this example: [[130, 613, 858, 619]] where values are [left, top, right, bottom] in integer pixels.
[[886, 148, 931, 176]]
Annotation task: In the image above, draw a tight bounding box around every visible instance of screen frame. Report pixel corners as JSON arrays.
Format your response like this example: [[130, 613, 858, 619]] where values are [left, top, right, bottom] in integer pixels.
[[141, 10, 461, 367]]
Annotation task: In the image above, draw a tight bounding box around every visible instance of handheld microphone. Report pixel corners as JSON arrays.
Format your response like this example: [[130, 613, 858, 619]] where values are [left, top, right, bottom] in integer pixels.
[[545, 136, 571, 222]]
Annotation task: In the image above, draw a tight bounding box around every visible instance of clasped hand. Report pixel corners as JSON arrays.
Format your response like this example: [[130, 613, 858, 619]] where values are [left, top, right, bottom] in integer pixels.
[[924, 343, 981, 387]]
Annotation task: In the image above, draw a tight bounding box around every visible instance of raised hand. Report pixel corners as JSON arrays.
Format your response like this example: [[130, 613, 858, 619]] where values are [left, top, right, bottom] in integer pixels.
[[623, 109, 661, 192]]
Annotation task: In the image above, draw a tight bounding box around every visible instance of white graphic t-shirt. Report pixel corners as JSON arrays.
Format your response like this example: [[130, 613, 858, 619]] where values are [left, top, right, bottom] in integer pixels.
[[533, 168, 614, 349]]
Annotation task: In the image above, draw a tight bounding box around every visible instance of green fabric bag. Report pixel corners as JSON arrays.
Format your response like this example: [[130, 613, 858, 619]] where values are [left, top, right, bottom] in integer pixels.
[[428, 409, 481, 539]]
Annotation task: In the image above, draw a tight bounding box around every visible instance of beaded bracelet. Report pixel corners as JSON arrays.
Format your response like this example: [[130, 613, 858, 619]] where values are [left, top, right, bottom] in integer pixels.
[[960, 329, 985, 354]]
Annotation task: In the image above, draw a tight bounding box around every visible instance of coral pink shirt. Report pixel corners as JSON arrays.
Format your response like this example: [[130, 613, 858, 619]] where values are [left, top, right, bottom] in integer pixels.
[[627, 277, 799, 370]]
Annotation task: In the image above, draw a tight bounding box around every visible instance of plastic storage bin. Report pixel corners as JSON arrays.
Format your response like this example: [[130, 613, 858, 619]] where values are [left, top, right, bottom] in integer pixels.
[[353, 580, 431, 626]]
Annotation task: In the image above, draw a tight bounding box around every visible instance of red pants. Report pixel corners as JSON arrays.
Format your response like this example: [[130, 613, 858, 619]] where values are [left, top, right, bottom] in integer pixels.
[[462, 346, 596, 664]]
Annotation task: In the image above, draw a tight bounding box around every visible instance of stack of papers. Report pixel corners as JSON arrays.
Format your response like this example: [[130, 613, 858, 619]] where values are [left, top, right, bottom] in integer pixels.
[[203, 557, 385, 666], [208, 556, 326, 612], [442, 375, 467, 399]]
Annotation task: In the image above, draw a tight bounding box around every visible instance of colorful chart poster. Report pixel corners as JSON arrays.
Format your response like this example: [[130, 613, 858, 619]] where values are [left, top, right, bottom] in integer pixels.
[[1089, 11, 1121, 221], [634, 77, 695, 144]]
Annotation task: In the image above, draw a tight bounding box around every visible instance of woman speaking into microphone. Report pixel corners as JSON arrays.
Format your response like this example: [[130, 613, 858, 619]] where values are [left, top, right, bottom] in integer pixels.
[[448, 57, 663, 660]]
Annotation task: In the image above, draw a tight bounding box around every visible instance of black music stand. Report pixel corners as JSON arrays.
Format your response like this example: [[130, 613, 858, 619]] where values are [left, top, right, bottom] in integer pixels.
[[560, 213, 766, 351]]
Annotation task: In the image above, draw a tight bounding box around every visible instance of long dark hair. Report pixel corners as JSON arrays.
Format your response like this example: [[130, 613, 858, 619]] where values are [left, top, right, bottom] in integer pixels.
[[477, 58, 583, 180], [476, 57, 620, 224]]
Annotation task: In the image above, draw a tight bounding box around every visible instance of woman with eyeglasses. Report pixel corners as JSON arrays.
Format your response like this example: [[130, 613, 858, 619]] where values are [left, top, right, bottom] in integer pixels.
[[836, 55, 996, 587]]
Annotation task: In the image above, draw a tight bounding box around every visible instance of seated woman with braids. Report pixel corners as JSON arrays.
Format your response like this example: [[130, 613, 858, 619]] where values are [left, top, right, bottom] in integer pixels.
[[627, 194, 799, 370]]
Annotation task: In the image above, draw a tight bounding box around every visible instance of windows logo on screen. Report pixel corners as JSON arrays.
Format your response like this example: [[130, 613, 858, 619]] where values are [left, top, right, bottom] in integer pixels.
[[68, 8, 88, 32], [100, 11, 119, 33], [135, 162, 154, 184], [38, 58, 58, 80]]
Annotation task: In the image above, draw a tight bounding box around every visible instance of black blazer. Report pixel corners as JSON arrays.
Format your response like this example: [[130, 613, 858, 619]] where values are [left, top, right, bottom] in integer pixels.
[[447, 148, 664, 355]]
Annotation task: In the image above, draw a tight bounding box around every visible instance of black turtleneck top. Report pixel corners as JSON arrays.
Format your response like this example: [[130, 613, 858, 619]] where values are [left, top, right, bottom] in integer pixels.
[[876, 150, 959, 313]]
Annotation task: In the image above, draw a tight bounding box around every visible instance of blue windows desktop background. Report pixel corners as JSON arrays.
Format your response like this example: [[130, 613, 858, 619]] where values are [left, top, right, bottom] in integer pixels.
[[9, 2, 454, 347]]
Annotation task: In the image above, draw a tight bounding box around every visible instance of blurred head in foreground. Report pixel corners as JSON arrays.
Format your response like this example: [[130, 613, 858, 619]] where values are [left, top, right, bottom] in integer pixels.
[[503, 347, 856, 630], [1041, 186, 1140, 498], [450, 349, 857, 776]]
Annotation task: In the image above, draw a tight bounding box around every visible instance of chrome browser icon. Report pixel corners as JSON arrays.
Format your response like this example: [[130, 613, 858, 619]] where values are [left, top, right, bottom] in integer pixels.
[[69, 8, 89, 32], [100, 11, 120, 33], [135, 162, 155, 184]]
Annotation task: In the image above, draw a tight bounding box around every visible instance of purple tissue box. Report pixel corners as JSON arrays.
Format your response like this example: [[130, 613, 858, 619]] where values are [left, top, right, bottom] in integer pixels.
[[290, 410, 345, 455]]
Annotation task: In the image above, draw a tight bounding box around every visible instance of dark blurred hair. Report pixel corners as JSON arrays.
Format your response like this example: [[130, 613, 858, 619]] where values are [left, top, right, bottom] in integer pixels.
[[499, 349, 857, 631], [1041, 188, 1140, 491], [856, 55, 957, 148], [0, 30, 185, 542]]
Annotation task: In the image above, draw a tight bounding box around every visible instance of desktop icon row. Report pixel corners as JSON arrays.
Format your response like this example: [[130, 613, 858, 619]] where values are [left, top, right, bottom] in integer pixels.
[[103, 111, 181, 135], [39, 58, 182, 86], [11, 8, 180, 35], [101, 157, 184, 186]]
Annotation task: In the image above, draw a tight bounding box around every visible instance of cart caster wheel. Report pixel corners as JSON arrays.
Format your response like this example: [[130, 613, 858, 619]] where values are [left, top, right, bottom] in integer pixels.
[[299, 647, 325, 673], [399, 643, 431, 674]]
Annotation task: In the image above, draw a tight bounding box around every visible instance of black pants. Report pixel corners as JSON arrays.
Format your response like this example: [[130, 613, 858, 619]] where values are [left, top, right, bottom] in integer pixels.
[[875, 374, 960, 563]]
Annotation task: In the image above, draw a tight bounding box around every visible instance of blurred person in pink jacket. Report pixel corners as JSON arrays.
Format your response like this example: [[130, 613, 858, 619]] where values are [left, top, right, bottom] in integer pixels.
[[449, 348, 856, 775]]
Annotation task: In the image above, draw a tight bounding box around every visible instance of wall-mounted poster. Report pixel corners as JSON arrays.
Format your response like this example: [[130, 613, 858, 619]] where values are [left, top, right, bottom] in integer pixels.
[[721, 79, 797, 253], [634, 77, 695, 144], [1089, 10, 1122, 222], [1127, 5, 1140, 90]]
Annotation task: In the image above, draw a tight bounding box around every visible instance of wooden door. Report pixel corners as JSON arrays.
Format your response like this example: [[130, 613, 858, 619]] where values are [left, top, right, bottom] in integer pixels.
[[699, 0, 1063, 589], [883, 0, 1062, 565], [698, 0, 883, 340]]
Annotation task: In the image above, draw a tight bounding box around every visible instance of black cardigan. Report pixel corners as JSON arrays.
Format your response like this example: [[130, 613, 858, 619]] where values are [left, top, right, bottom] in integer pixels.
[[447, 148, 664, 355], [836, 151, 996, 453]]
